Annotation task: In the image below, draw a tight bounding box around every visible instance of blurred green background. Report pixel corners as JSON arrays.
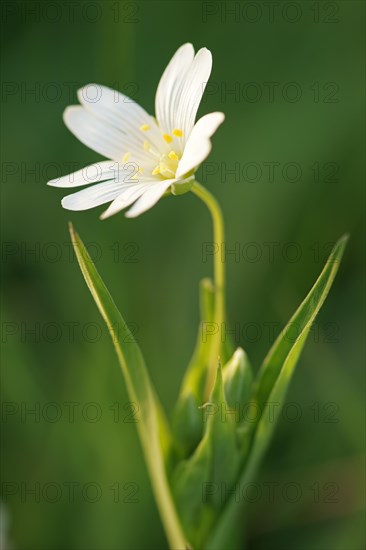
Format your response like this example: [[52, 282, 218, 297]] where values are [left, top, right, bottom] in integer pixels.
[[1, 1, 365, 548]]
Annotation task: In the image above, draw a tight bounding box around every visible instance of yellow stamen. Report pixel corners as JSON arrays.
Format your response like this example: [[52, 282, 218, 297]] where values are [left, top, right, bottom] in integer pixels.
[[172, 128, 183, 137], [143, 140, 150, 151], [140, 124, 150, 132], [163, 133, 173, 143], [152, 165, 160, 176], [168, 150, 179, 161], [122, 152, 131, 162]]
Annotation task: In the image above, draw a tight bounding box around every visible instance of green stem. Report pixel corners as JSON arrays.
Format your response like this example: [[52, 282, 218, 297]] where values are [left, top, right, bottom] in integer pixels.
[[191, 181, 226, 400]]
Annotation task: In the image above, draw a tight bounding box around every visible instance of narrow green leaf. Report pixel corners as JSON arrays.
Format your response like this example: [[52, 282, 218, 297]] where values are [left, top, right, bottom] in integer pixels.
[[204, 362, 241, 499], [173, 278, 216, 458], [179, 277, 216, 401], [173, 278, 235, 458], [173, 362, 240, 548], [206, 234, 348, 549], [171, 431, 212, 547], [243, 235, 348, 479], [252, 234, 349, 412], [69, 223, 187, 550]]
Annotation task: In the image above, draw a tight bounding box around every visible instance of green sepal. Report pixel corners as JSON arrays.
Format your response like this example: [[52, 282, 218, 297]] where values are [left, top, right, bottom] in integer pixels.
[[171, 176, 195, 196]]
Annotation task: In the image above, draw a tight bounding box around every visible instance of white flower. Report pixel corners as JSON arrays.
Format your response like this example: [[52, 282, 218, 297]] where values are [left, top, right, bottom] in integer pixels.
[[47, 43, 224, 219]]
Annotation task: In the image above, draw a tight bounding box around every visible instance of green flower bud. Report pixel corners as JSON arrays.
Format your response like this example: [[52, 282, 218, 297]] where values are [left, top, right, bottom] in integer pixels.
[[223, 348, 253, 409], [172, 392, 203, 458]]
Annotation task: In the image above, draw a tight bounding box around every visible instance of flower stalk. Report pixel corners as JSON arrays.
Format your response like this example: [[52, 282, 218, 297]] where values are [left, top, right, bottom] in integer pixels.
[[191, 181, 226, 400]]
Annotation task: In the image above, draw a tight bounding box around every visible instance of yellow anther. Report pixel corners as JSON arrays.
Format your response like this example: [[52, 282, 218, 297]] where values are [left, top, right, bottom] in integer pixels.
[[122, 152, 131, 162], [140, 124, 150, 132], [168, 150, 179, 161], [152, 165, 160, 176], [143, 140, 150, 151], [163, 133, 173, 143], [172, 128, 183, 137]]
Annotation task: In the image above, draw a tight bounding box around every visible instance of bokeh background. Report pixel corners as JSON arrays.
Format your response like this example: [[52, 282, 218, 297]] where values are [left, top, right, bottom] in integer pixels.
[[1, 1, 365, 548]]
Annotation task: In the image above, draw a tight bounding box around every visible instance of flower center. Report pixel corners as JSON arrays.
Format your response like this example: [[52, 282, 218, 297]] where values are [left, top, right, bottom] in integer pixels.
[[139, 125, 184, 179], [152, 150, 180, 178]]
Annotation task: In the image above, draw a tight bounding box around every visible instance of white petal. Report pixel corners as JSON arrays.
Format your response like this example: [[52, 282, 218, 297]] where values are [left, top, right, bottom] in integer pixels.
[[176, 112, 225, 179], [64, 106, 128, 161], [125, 179, 174, 218], [64, 106, 153, 167], [78, 84, 150, 126], [47, 160, 120, 188], [77, 84, 164, 155], [155, 43, 195, 137], [61, 179, 125, 211], [174, 48, 213, 139], [100, 183, 149, 220]]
